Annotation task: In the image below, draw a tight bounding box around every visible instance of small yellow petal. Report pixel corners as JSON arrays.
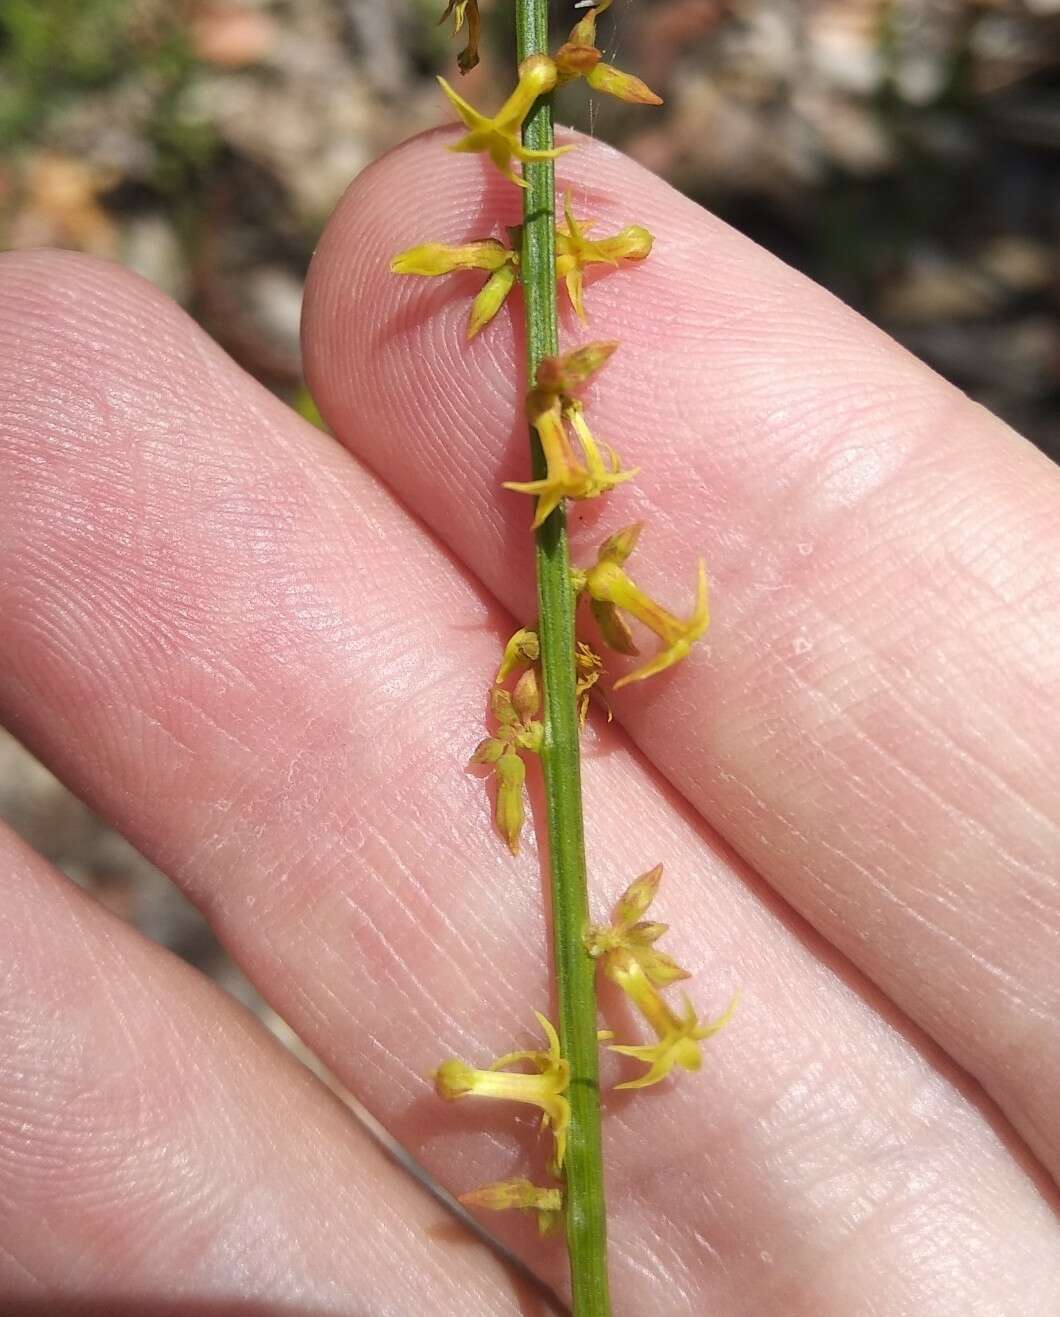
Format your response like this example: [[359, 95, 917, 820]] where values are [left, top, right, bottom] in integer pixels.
[[611, 561, 709, 690], [596, 224, 654, 263], [565, 268, 587, 322]]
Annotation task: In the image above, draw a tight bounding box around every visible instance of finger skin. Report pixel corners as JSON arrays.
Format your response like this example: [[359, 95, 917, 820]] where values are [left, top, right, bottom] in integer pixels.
[[0, 823, 537, 1313], [302, 128, 1060, 1183], [1, 249, 1059, 1313]]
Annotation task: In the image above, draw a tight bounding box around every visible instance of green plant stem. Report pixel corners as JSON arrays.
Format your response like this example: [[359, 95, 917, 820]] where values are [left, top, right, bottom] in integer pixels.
[[516, 5, 611, 1313]]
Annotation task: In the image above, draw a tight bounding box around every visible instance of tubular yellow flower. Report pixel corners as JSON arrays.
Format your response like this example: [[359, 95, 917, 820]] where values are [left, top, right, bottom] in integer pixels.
[[556, 192, 654, 322], [554, 0, 663, 106], [604, 950, 737, 1090], [503, 391, 637, 530], [504, 344, 635, 530], [459, 1178, 563, 1236], [434, 1012, 571, 1170], [585, 864, 690, 985], [439, 55, 572, 188], [578, 523, 710, 688], [389, 240, 511, 276]]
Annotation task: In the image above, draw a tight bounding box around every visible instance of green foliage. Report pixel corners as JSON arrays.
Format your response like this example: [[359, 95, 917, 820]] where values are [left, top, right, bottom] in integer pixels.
[[0, 0, 216, 193], [0, 0, 135, 146]]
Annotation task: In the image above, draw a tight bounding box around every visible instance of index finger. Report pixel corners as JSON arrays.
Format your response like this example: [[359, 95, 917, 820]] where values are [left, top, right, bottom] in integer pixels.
[[303, 128, 1060, 1182]]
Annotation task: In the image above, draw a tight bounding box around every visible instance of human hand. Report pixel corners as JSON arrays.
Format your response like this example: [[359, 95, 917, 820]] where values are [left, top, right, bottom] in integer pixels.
[[0, 131, 1057, 1315]]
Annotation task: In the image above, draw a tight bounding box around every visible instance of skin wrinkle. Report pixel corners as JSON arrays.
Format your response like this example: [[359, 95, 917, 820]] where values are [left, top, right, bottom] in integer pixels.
[[0, 832, 531, 1315], [776, 640, 1046, 882]]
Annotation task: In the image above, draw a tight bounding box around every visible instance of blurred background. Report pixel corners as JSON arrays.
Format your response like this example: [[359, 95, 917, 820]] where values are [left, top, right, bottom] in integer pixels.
[[1, 0, 1058, 1052]]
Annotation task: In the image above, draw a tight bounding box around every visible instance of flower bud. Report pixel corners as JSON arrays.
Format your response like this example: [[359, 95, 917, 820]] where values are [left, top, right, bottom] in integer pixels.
[[535, 340, 618, 396], [587, 62, 663, 106], [512, 667, 541, 723], [467, 262, 519, 339], [495, 752, 527, 855], [469, 736, 504, 765]]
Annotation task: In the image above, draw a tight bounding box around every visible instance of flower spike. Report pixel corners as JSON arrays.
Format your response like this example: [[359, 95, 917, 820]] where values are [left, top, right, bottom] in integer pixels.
[[434, 1011, 571, 1171], [439, 55, 572, 188], [605, 951, 737, 1090], [438, 0, 481, 74], [459, 1178, 563, 1236], [577, 523, 710, 687], [555, 0, 664, 106]]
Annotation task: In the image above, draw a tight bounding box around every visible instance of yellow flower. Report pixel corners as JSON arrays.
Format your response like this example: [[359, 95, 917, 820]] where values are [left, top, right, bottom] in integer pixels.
[[459, 1178, 563, 1236], [505, 393, 637, 530], [390, 237, 520, 340], [389, 240, 511, 277], [556, 192, 654, 322], [504, 344, 637, 529], [434, 1012, 571, 1171], [554, 0, 663, 106], [439, 55, 572, 188], [605, 950, 737, 1090], [438, 0, 481, 74], [577, 523, 709, 688], [391, 205, 652, 336], [585, 864, 690, 986]]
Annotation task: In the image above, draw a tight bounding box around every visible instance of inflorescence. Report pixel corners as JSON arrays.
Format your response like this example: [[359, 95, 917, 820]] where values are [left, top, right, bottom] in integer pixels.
[[395, 0, 733, 1244]]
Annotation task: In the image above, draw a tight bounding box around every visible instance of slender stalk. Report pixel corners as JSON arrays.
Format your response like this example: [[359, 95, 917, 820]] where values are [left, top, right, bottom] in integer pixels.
[[516, 5, 611, 1312]]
